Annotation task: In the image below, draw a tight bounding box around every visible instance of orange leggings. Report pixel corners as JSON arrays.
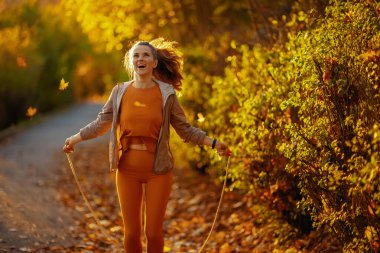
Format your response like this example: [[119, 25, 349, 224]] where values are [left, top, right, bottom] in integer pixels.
[[116, 149, 173, 253]]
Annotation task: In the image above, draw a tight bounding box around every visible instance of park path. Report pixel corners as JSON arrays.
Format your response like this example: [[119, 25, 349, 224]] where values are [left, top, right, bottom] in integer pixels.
[[0, 102, 334, 253], [0, 103, 106, 252]]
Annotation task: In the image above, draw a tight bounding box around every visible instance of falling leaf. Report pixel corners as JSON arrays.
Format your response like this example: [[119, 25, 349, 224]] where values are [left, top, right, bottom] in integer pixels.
[[16, 56, 27, 68], [197, 112, 205, 122], [59, 78, 69, 91], [26, 106, 37, 118]]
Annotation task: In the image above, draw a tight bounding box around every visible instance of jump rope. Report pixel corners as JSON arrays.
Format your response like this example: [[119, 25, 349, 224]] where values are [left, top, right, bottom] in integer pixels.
[[65, 152, 231, 252]]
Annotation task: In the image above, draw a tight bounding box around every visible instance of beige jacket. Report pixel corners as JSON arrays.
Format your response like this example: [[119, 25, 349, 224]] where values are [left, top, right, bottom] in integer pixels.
[[79, 79, 206, 174]]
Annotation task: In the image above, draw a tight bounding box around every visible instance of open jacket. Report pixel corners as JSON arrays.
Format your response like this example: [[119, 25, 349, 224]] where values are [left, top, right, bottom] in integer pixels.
[[79, 79, 206, 174]]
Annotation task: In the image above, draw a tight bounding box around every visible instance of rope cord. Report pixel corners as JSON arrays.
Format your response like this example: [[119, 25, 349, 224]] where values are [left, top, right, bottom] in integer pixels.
[[197, 156, 230, 253], [65, 153, 119, 244], [65, 153, 231, 251]]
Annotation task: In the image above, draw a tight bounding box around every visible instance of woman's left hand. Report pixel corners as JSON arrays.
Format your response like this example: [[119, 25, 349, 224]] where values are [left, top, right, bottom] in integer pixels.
[[215, 141, 232, 156]]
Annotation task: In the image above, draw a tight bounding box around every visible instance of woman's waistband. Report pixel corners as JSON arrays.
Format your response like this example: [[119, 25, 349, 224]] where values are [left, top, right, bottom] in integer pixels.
[[120, 135, 157, 152]]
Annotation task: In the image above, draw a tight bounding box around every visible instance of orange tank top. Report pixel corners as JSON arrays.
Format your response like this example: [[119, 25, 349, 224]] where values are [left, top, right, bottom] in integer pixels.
[[119, 83, 163, 153]]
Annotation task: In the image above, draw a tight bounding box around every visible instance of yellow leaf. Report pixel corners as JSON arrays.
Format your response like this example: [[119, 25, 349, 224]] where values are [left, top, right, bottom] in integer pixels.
[[219, 242, 231, 253], [365, 226, 376, 242], [230, 40, 237, 49], [197, 112, 205, 122], [88, 223, 97, 229], [163, 245, 171, 252], [88, 233, 97, 239], [59, 78, 69, 91], [110, 226, 122, 232], [26, 106, 37, 118]]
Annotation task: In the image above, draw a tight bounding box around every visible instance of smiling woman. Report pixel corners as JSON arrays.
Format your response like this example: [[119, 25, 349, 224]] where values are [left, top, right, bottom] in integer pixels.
[[125, 38, 183, 91], [128, 42, 158, 84], [63, 37, 231, 253]]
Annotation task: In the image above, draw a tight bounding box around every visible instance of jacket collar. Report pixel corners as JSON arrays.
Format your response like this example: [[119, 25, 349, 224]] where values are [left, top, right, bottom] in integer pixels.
[[154, 79, 175, 106], [116, 80, 132, 108]]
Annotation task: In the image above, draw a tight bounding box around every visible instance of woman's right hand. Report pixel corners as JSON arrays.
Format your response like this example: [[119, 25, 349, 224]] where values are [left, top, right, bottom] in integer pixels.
[[63, 133, 81, 153]]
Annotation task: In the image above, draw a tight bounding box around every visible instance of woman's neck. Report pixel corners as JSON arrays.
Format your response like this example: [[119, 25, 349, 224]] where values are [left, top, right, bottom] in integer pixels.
[[133, 74, 156, 88]]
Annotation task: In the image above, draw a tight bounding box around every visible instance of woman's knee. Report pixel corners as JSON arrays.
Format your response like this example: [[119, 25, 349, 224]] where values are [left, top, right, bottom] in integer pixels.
[[124, 231, 141, 244], [145, 230, 163, 244]]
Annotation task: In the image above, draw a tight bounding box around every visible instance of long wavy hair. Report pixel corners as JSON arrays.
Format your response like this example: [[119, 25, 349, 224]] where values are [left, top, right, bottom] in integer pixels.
[[124, 38, 183, 91]]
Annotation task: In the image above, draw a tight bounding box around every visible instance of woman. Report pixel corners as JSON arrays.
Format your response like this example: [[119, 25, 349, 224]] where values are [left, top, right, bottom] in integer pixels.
[[63, 38, 231, 253]]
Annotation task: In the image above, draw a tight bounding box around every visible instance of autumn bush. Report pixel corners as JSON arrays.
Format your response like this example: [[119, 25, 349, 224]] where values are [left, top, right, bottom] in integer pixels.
[[280, 1, 380, 251], [174, 0, 380, 251]]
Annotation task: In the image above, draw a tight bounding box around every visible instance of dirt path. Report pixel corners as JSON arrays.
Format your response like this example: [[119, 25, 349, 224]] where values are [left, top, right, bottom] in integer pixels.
[[0, 103, 107, 252]]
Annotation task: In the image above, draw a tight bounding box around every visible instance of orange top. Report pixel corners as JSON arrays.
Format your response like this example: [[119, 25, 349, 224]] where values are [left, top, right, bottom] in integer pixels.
[[119, 83, 163, 153]]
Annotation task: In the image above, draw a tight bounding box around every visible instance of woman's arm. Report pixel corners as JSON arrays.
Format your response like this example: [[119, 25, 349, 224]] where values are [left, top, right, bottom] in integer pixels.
[[78, 85, 119, 140], [170, 94, 206, 145], [63, 84, 119, 153], [170, 94, 231, 156]]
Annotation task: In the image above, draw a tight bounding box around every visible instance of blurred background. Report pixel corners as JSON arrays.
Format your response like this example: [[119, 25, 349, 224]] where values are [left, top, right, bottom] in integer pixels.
[[0, 0, 321, 130]]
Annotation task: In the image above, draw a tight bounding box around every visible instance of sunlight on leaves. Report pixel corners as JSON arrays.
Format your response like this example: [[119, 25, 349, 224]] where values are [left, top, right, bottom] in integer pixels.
[[360, 50, 377, 62]]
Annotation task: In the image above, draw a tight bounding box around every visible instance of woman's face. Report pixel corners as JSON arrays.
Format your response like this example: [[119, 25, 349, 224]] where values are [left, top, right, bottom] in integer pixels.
[[131, 45, 157, 76]]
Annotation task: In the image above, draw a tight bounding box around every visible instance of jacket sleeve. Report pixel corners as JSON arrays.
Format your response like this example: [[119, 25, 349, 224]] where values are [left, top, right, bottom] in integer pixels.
[[79, 85, 118, 140], [170, 93, 206, 145]]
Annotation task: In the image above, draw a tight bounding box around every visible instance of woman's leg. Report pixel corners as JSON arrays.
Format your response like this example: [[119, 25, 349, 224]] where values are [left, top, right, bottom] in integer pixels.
[[116, 169, 144, 253], [145, 172, 173, 253]]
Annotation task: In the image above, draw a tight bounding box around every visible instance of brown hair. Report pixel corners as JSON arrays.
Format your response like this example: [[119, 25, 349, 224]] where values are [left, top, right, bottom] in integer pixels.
[[124, 38, 183, 91]]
